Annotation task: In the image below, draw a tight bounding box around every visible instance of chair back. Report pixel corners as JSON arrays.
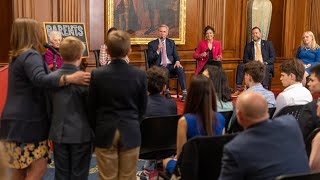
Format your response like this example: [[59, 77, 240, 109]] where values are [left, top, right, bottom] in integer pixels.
[[276, 171, 320, 180], [220, 111, 234, 129], [139, 115, 181, 160], [268, 107, 276, 117], [174, 134, 237, 180], [92, 50, 100, 67], [144, 49, 149, 70], [273, 105, 304, 119], [305, 128, 320, 157]]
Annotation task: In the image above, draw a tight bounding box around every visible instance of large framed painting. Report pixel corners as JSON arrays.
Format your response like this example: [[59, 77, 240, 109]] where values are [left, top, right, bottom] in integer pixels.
[[106, 0, 186, 44]]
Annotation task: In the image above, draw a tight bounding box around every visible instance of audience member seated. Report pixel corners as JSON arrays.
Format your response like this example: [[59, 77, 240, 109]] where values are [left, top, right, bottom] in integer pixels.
[[309, 99, 320, 172], [147, 24, 187, 102], [299, 64, 320, 139], [44, 30, 63, 70], [233, 27, 275, 96], [88, 30, 147, 180], [193, 26, 222, 75], [145, 66, 177, 117], [203, 66, 233, 112], [99, 27, 129, 66], [219, 91, 310, 180], [274, 59, 312, 116], [162, 75, 225, 175], [49, 37, 93, 179], [296, 31, 320, 75], [244, 61, 276, 107]]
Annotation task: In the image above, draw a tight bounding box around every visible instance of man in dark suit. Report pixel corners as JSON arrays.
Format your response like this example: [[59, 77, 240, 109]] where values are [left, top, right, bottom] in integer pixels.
[[147, 24, 187, 102], [145, 66, 177, 117], [88, 30, 147, 180], [219, 91, 310, 180], [233, 27, 275, 96]]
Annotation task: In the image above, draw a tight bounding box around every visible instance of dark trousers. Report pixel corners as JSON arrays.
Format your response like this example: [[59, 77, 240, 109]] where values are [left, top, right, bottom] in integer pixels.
[[160, 64, 186, 90], [236, 63, 273, 87], [53, 142, 92, 180]]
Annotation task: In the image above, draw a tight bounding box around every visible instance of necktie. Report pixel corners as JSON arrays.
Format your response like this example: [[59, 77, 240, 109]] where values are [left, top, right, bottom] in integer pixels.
[[255, 42, 263, 63], [161, 41, 167, 67]]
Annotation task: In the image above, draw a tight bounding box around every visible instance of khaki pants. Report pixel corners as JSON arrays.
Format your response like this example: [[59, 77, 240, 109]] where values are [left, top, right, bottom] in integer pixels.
[[95, 130, 140, 180]]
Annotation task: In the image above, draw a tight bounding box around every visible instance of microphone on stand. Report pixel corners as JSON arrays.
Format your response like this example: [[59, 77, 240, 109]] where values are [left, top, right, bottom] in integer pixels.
[[43, 42, 60, 55], [43, 42, 59, 71]]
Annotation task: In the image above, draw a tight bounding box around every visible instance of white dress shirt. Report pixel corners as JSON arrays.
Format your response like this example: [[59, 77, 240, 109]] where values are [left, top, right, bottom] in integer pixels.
[[274, 83, 312, 117]]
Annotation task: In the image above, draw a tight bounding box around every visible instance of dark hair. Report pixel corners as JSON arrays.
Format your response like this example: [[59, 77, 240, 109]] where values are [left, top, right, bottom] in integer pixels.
[[146, 66, 168, 94], [204, 26, 215, 35], [244, 61, 265, 83], [107, 27, 117, 36], [310, 64, 320, 81], [280, 59, 305, 82], [184, 75, 217, 136], [252, 27, 261, 32], [205, 66, 232, 103]]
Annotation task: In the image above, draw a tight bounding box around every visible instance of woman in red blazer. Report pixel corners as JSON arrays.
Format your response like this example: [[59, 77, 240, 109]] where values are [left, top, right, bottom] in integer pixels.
[[193, 26, 222, 75]]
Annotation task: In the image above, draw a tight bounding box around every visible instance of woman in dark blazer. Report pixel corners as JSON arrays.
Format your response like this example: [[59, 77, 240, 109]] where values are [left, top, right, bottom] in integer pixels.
[[0, 18, 90, 180]]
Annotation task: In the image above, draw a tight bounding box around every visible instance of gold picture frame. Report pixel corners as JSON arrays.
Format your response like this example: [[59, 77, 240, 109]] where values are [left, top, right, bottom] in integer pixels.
[[106, 0, 186, 44]]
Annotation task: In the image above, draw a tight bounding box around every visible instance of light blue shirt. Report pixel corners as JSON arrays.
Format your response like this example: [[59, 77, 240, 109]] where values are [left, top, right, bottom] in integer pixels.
[[248, 84, 276, 108]]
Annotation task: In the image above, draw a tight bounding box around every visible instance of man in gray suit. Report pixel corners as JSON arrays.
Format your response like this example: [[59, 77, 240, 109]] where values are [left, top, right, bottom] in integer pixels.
[[219, 91, 309, 180]]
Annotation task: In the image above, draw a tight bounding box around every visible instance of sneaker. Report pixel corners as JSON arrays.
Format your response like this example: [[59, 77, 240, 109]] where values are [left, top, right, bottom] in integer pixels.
[[180, 94, 186, 102], [136, 170, 149, 180], [231, 90, 241, 97]]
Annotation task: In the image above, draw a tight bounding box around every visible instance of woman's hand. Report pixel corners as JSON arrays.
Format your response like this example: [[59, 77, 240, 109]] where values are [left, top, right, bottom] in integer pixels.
[[66, 71, 91, 86], [217, 55, 222, 61], [201, 52, 207, 59]]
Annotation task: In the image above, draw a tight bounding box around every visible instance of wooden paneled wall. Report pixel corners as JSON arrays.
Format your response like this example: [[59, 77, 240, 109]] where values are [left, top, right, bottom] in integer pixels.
[[1, 0, 320, 90]]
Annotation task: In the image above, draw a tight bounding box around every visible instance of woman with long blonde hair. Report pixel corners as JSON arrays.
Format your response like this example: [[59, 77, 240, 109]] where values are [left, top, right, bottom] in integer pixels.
[[296, 31, 320, 75]]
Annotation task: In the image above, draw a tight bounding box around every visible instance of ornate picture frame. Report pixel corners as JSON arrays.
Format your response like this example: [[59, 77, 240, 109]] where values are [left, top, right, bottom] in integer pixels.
[[106, 0, 186, 44]]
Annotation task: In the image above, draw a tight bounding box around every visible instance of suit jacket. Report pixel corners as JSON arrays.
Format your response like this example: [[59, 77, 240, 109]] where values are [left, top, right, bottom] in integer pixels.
[[147, 38, 180, 67], [145, 94, 177, 117], [243, 40, 275, 65], [219, 116, 310, 180], [49, 64, 92, 144], [0, 49, 60, 143], [298, 100, 320, 140], [193, 40, 222, 75], [88, 59, 147, 148]]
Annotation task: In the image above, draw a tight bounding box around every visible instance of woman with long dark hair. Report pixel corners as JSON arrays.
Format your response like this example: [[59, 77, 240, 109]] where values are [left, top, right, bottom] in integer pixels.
[[163, 75, 225, 174], [203, 66, 233, 112]]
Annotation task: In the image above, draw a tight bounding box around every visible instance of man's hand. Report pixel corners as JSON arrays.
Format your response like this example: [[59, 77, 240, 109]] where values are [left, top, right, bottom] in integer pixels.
[[174, 61, 183, 68], [67, 71, 91, 86], [157, 43, 164, 54]]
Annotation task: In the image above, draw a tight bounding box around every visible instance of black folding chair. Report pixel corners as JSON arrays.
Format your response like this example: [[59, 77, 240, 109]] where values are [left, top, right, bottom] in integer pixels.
[[273, 105, 304, 119], [276, 171, 320, 180], [92, 49, 100, 67], [160, 134, 237, 180], [139, 115, 181, 160]]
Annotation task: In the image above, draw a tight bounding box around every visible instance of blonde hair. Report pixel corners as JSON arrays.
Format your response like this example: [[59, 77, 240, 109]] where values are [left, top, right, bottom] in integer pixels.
[[9, 18, 43, 62], [60, 36, 85, 62], [106, 30, 131, 58], [300, 31, 320, 50]]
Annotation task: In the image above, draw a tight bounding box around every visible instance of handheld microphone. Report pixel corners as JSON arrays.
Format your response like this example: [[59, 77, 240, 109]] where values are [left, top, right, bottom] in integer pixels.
[[206, 49, 210, 52], [43, 42, 60, 55]]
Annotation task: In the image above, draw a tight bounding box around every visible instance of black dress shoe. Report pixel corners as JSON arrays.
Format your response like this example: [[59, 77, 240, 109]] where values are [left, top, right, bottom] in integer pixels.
[[180, 94, 186, 102], [165, 92, 172, 99]]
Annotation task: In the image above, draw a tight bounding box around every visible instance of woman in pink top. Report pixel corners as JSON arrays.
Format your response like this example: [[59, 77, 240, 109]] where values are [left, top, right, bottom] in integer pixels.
[[193, 26, 222, 75]]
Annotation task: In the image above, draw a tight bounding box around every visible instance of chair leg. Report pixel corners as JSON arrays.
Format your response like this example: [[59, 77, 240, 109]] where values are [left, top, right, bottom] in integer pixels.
[[176, 79, 179, 97]]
